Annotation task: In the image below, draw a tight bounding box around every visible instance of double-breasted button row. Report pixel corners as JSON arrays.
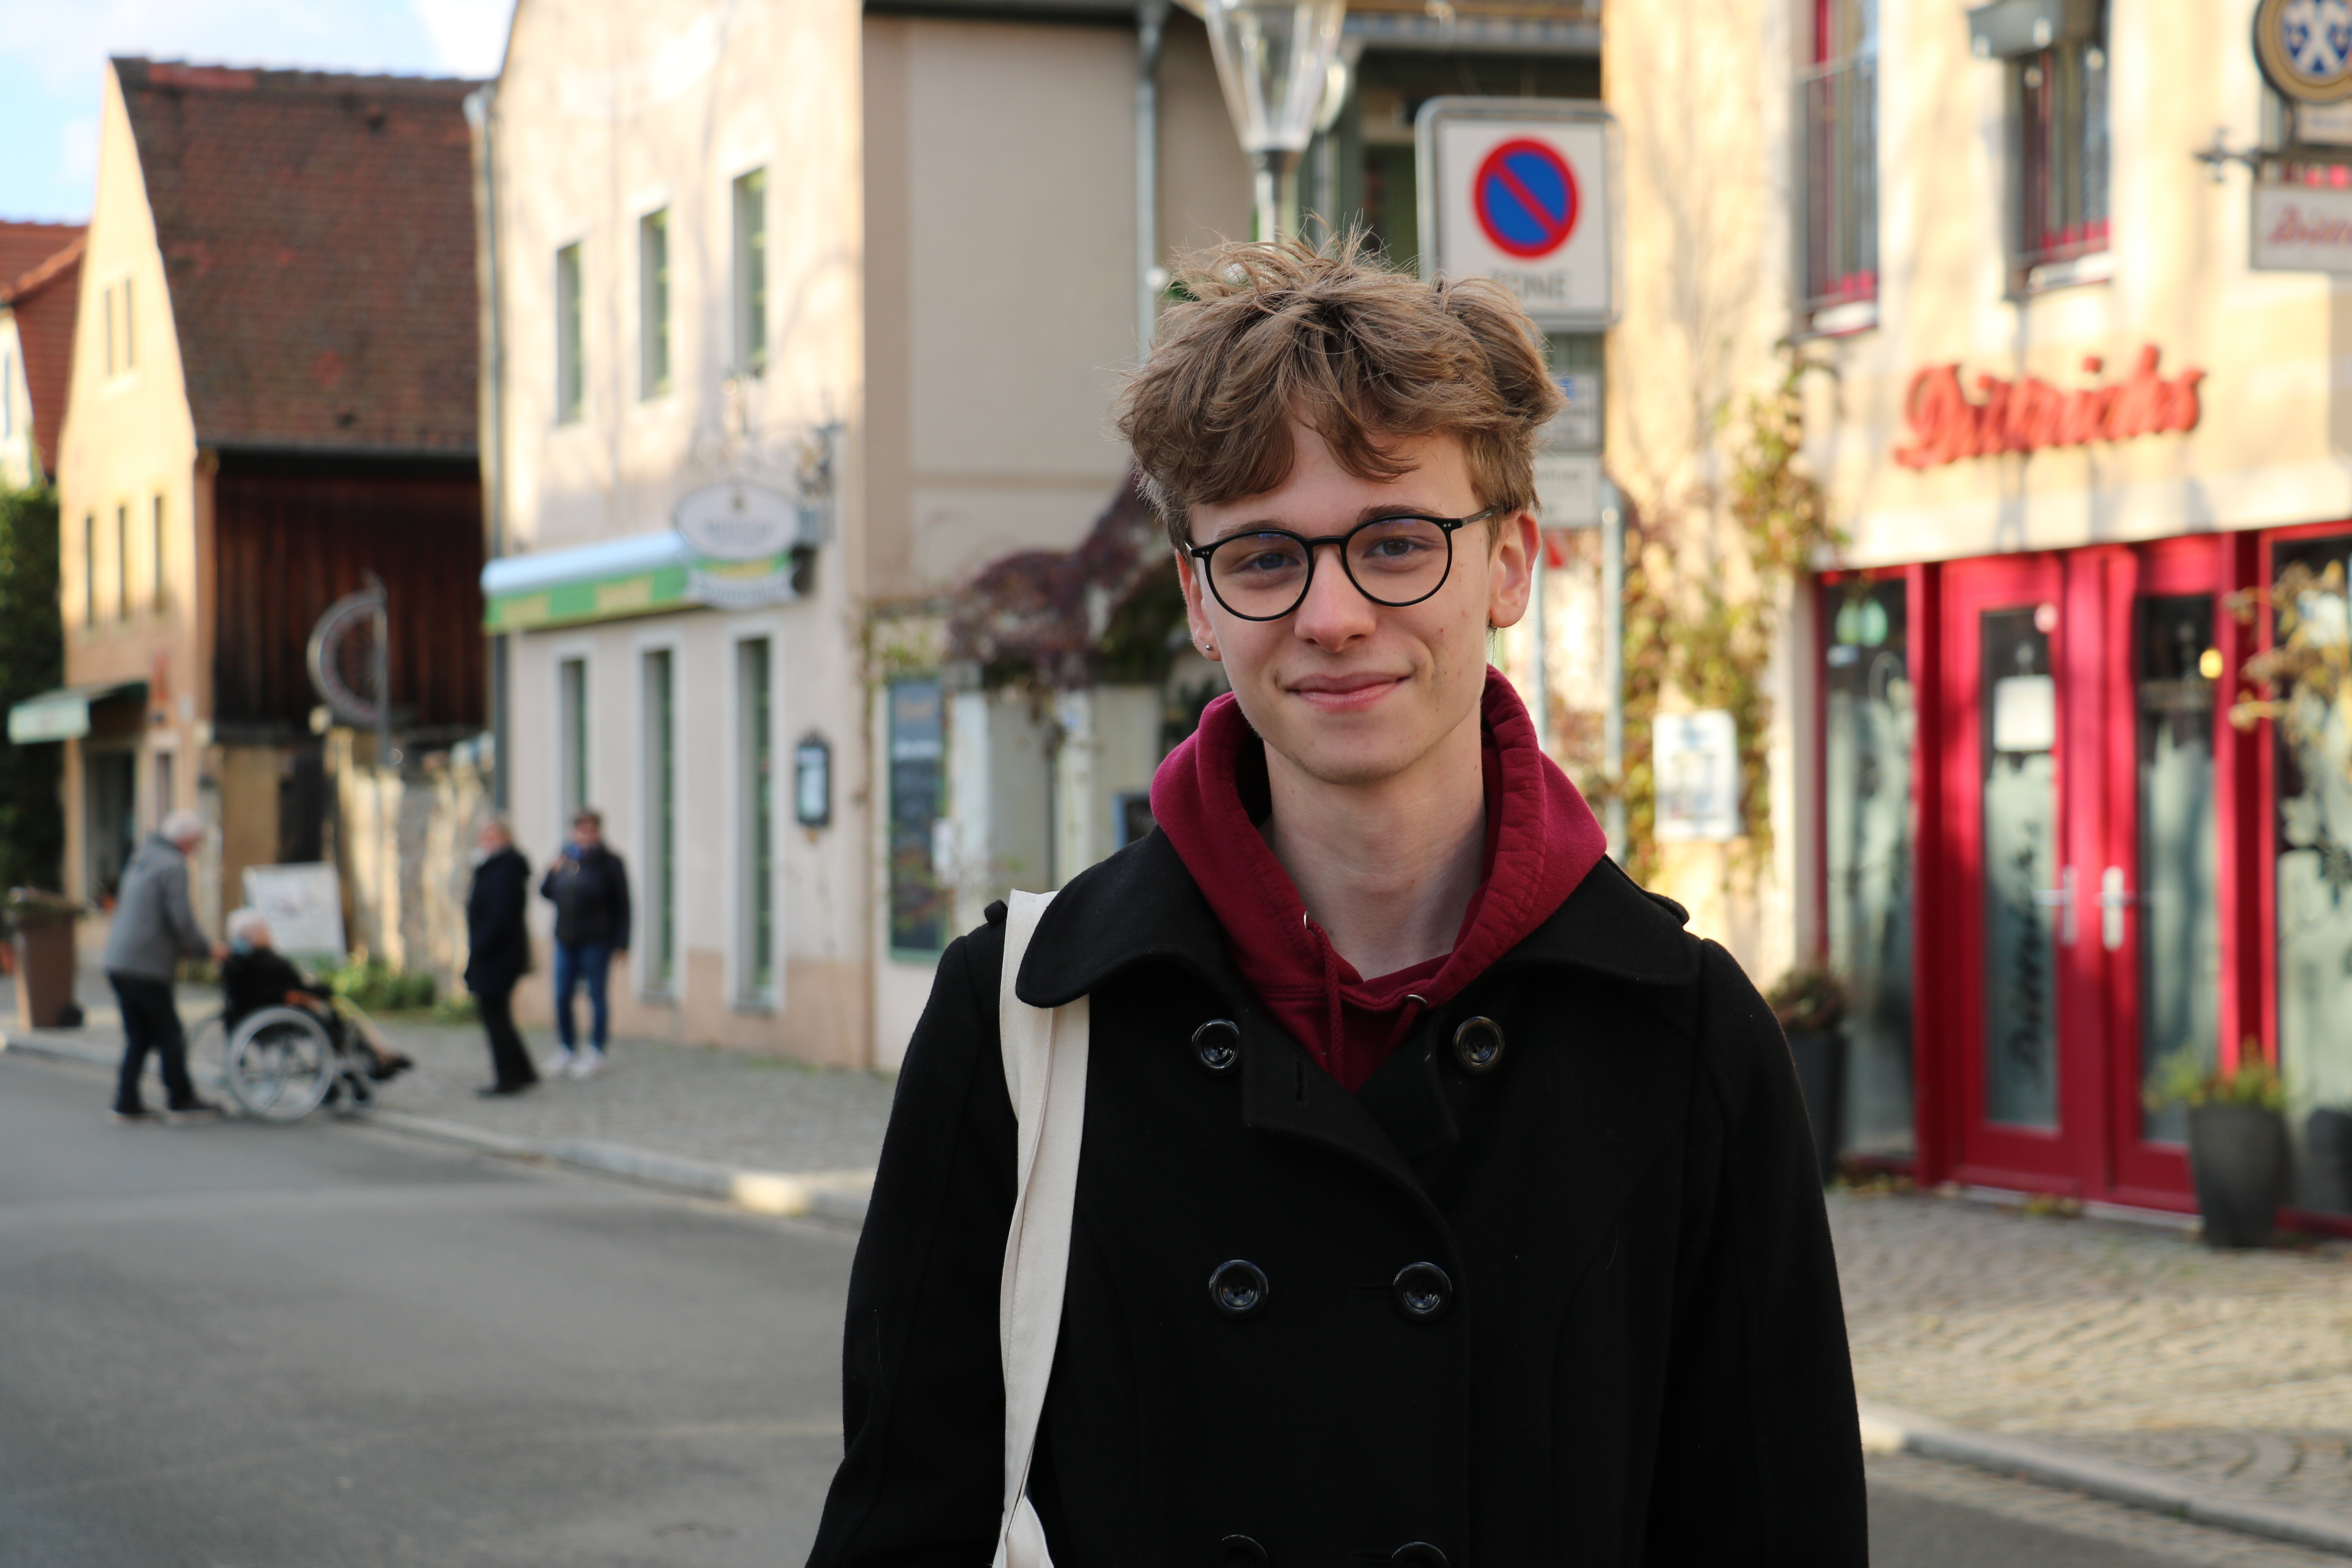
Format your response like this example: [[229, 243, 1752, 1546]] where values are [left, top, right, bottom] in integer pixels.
[[1215, 1538, 1447, 1566], [1205, 1260, 1452, 1323]]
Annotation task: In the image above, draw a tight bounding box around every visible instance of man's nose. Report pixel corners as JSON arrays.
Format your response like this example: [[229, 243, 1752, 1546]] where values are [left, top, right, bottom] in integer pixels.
[[1291, 541, 1376, 645]]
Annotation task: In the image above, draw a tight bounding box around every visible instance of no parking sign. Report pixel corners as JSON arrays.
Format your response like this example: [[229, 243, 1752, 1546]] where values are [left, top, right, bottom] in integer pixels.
[[1416, 98, 1618, 330]]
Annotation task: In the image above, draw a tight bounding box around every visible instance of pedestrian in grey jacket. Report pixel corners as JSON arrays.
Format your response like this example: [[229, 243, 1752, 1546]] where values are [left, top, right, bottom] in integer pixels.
[[104, 810, 227, 1121]]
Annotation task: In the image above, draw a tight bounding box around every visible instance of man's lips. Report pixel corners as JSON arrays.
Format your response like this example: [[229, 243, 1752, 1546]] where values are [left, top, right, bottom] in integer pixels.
[[1285, 672, 1408, 712]]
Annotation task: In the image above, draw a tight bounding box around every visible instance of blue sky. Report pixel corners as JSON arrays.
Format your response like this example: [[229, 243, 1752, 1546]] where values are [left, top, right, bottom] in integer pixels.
[[0, 0, 518, 223]]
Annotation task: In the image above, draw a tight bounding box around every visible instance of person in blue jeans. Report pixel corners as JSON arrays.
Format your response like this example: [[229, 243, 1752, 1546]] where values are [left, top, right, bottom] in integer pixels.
[[537, 808, 631, 1078]]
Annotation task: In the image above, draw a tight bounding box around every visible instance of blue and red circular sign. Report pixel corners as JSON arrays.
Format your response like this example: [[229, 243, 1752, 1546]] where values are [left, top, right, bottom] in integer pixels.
[[1473, 138, 1579, 259]]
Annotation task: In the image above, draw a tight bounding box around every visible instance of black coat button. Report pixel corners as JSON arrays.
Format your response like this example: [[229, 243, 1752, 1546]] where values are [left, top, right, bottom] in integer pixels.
[[1192, 1019, 1241, 1074], [1390, 1544, 1448, 1567], [1220, 1536, 1269, 1566], [1208, 1259, 1270, 1318], [1392, 1262, 1452, 1321], [1452, 1016, 1504, 1074]]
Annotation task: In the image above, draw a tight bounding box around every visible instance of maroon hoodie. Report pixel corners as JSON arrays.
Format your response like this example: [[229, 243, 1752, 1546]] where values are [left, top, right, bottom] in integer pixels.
[[1149, 668, 1609, 1093]]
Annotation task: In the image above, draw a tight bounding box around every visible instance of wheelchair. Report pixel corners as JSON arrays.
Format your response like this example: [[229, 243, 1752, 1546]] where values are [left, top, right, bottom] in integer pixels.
[[214, 999, 386, 1122]]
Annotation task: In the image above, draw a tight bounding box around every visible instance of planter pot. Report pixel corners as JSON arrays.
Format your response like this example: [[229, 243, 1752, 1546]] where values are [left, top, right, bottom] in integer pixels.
[[2186, 1104, 2290, 1249], [2305, 1108, 2352, 1218], [1786, 1030, 1847, 1182]]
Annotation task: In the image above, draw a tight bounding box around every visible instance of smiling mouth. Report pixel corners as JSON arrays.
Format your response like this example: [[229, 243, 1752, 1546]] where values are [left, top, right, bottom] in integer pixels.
[[1287, 673, 1407, 711]]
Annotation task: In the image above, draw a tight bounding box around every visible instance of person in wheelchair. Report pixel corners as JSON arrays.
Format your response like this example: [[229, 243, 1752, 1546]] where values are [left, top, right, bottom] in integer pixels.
[[221, 910, 413, 1088]]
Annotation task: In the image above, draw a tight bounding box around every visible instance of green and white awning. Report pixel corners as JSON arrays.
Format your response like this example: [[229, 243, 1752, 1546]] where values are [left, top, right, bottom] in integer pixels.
[[482, 509, 811, 633], [7, 680, 147, 744]]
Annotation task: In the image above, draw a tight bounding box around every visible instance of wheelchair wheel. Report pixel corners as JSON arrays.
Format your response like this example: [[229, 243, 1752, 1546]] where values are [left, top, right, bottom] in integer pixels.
[[223, 1006, 338, 1122]]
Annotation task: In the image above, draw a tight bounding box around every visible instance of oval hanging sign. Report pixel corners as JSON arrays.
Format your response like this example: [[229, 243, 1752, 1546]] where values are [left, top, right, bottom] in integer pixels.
[[674, 480, 800, 562], [2256, 0, 2352, 105]]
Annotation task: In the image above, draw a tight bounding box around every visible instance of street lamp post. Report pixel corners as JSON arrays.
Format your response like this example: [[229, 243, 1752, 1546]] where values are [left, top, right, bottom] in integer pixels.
[[1200, 0, 1348, 242]]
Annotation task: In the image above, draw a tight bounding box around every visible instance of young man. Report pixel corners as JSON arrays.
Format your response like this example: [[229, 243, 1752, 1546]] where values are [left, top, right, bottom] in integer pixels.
[[807, 241, 1864, 1564], [537, 808, 630, 1078]]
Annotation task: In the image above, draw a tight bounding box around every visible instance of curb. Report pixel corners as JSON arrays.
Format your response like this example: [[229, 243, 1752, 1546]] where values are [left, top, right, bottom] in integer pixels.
[[0, 1029, 873, 1228], [1860, 1399, 2352, 1557]]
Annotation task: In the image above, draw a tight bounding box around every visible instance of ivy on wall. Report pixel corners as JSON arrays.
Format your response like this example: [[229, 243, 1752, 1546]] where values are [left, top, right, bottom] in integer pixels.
[[1613, 352, 1838, 884]]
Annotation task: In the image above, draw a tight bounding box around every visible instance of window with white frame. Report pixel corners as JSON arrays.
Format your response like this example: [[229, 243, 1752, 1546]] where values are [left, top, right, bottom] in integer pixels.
[[555, 242, 584, 424], [639, 209, 671, 399], [102, 278, 136, 377], [641, 648, 677, 995], [1798, 0, 1878, 324], [558, 657, 590, 823], [733, 169, 768, 378], [737, 638, 775, 1000]]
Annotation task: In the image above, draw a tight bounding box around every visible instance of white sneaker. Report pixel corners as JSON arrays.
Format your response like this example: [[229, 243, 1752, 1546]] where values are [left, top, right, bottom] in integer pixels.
[[571, 1049, 606, 1080], [541, 1049, 578, 1080]]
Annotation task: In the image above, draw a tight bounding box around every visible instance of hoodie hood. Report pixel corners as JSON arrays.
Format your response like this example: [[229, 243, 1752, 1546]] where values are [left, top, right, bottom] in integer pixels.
[[1149, 668, 1609, 1092]]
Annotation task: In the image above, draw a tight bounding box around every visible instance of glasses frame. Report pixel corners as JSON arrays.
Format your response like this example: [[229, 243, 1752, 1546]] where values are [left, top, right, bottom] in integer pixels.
[[1185, 507, 1500, 622]]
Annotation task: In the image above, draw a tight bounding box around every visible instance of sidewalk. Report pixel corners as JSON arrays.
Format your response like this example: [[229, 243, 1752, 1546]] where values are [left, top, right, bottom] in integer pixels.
[[8, 974, 2351, 1554], [1833, 1185, 2352, 1552]]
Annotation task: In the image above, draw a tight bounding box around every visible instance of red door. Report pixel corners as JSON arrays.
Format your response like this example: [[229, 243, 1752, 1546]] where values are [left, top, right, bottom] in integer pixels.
[[1935, 543, 2237, 1206]]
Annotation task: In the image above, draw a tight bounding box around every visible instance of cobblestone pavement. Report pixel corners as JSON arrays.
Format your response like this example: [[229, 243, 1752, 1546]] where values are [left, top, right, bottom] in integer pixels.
[[1833, 1189, 2352, 1521], [1869, 1451, 2352, 1566], [358, 1015, 899, 1175]]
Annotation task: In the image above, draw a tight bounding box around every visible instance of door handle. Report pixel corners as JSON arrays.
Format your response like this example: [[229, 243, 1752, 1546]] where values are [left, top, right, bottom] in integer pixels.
[[2032, 866, 2077, 946], [2100, 866, 2134, 952]]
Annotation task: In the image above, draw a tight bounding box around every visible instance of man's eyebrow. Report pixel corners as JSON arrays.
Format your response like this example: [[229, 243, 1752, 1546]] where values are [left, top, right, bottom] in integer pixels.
[[1200, 503, 1449, 544]]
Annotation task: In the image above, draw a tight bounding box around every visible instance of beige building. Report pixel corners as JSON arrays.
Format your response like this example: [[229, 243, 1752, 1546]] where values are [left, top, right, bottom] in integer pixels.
[[18, 60, 484, 942], [479, 0, 1603, 1069], [1611, 0, 2352, 1220]]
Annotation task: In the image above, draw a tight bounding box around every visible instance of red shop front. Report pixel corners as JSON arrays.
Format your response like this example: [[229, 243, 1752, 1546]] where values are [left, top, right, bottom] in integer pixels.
[[1817, 530, 2352, 1226]]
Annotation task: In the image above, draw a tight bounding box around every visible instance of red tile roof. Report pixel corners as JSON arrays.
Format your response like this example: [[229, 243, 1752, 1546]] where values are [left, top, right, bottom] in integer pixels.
[[114, 58, 480, 455], [0, 225, 85, 479]]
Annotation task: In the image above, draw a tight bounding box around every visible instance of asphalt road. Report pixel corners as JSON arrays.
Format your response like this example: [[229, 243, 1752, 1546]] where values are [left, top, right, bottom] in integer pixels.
[[3, 1047, 2338, 1568]]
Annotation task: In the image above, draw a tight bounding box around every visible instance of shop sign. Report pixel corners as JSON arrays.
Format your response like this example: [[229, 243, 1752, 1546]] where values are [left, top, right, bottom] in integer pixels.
[[1893, 345, 2204, 470], [1653, 709, 1742, 843], [2254, 0, 2352, 105], [673, 479, 809, 610], [2252, 181, 2352, 272], [1415, 98, 1618, 330]]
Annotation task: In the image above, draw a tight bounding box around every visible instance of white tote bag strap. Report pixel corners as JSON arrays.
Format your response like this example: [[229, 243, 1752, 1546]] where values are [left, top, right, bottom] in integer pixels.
[[993, 889, 1089, 1568]]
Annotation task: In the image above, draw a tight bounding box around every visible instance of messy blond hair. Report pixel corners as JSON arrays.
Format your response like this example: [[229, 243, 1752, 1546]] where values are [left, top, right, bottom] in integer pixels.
[[1116, 233, 1564, 552]]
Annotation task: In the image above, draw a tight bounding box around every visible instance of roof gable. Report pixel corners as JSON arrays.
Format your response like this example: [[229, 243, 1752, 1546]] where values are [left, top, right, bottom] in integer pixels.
[[113, 58, 480, 455], [0, 229, 86, 479]]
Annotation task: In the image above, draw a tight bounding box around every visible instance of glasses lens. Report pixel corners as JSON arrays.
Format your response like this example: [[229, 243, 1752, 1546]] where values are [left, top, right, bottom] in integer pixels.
[[1207, 532, 1313, 617], [1346, 517, 1452, 605]]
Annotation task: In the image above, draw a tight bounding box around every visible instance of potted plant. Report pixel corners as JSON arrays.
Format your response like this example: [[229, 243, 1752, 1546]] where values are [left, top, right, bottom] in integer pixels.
[[1767, 964, 1851, 1181], [2147, 1045, 2290, 1249]]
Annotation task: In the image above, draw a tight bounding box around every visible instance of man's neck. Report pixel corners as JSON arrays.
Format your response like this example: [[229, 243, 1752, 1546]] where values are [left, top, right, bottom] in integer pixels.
[[1260, 706, 1487, 980]]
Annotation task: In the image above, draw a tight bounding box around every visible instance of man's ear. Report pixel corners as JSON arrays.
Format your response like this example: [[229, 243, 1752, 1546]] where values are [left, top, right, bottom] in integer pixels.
[[1176, 547, 1221, 660], [1485, 509, 1538, 631]]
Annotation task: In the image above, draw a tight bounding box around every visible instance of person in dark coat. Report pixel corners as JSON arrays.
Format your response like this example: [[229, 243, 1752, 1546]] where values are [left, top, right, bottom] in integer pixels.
[[537, 807, 630, 1078], [805, 238, 1866, 1566], [464, 817, 536, 1096]]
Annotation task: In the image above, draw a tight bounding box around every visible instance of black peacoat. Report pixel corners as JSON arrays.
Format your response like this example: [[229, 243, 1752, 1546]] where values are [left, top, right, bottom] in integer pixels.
[[806, 829, 1866, 1567], [464, 846, 533, 995]]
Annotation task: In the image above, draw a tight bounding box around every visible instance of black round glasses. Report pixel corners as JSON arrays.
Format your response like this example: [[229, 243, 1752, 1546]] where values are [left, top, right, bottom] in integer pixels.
[[1187, 508, 1498, 622]]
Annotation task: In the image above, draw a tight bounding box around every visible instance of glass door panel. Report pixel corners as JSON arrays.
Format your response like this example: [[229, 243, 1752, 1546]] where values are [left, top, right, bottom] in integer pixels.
[[2132, 594, 2221, 1143], [1982, 605, 2063, 1129]]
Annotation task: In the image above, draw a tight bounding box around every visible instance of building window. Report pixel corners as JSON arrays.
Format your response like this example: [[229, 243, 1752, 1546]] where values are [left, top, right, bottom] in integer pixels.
[[1822, 577, 1916, 1158], [152, 750, 174, 826], [114, 504, 129, 621], [738, 638, 775, 998], [2013, 4, 2109, 272], [642, 648, 677, 996], [887, 678, 947, 955], [639, 209, 670, 399], [81, 513, 94, 627], [555, 242, 584, 424], [558, 657, 589, 823], [150, 495, 167, 611], [732, 170, 768, 378], [1, 345, 14, 439], [1799, 0, 1878, 323], [102, 279, 136, 377]]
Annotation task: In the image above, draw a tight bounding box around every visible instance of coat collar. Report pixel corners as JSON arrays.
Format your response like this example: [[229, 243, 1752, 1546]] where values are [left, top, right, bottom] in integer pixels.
[[1015, 828, 1700, 1011]]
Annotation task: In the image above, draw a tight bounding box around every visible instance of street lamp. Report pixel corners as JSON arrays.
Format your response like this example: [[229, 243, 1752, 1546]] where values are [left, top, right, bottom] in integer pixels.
[[1200, 0, 1348, 243]]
